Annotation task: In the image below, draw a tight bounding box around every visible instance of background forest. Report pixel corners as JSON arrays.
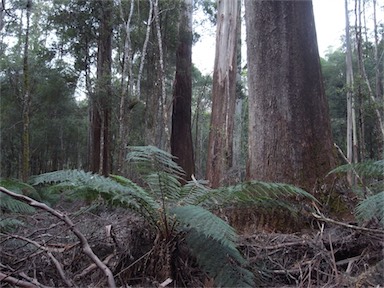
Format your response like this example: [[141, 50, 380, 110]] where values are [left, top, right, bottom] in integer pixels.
[[0, 0, 383, 287], [0, 0, 383, 182]]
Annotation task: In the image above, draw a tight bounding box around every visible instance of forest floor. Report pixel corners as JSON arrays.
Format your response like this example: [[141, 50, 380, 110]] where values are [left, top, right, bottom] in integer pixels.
[[1, 198, 383, 288]]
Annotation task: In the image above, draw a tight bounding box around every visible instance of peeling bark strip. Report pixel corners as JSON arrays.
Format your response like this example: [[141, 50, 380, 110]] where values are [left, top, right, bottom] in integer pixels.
[[206, 0, 239, 188], [245, 0, 336, 192]]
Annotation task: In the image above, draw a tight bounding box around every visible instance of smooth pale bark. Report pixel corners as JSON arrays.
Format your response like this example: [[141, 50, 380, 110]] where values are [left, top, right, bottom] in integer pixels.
[[171, 0, 195, 181], [153, 0, 169, 151], [117, 0, 135, 174], [245, 0, 336, 191], [345, 0, 357, 185], [206, 0, 239, 188]]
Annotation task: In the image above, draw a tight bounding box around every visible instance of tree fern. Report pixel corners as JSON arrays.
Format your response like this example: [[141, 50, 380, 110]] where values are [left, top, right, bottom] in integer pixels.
[[27, 146, 320, 287], [30, 170, 160, 225]]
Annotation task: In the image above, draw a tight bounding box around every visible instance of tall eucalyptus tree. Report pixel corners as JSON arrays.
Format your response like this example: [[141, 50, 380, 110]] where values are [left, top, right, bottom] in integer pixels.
[[206, 0, 239, 188], [89, 0, 113, 176], [171, 0, 195, 181], [21, 0, 32, 181], [245, 0, 336, 191]]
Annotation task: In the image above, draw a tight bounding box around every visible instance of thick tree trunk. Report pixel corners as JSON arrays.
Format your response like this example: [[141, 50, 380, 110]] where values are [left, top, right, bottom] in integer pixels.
[[90, 0, 113, 176], [206, 0, 239, 188], [245, 0, 336, 192], [171, 0, 195, 181]]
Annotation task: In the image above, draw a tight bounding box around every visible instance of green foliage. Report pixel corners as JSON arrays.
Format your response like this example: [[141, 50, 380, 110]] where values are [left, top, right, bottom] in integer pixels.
[[356, 192, 384, 225], [0, 179, 37, 213], [329, 160, 384, 179], [329, 160, 384, 225], [31, 169, 159, 224], [0, 218, 25, 233], [0, 179, 36, 232]]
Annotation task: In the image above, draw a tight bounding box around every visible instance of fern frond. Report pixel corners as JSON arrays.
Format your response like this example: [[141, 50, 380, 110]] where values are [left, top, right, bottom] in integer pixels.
[[185, 228, 254, 287], [31, 170, 159, 221], [0, 178, 41, 200], [146, 172, 182, 202], [172, 205, 254, 286], [328, 160, 384, 178], [178, 178, 211, 206], [172, 205, 238, 245], [195, 180, 317, 210], [0, 181, 36, 214], [127, 146, 185, 179], [356, 191, 384, 225], [0, 218, 25, 232]]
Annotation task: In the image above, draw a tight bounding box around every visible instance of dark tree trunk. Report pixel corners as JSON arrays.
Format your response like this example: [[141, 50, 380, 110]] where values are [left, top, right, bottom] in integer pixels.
[[171, 0, 194, 181], [21, 0, 31, 182], [90, 0, 113, 176], [245, 0, 336, 192]]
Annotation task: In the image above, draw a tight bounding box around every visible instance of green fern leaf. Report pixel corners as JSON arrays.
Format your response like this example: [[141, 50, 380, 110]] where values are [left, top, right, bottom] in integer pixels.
[[0, 218, 25, 232], [356, 191, 384, 225], [194, 180, 317, 212], [178, 178, 211, 205], [328, 160, 384, 178], [0, 178, 41, 200], [146, 172, 182, 202], [185, 228, 254, 287], [127, 146, 185, 179], [31, 170, 159, 219], [0, 180, 36, 214], [172, 205, 238, 250]]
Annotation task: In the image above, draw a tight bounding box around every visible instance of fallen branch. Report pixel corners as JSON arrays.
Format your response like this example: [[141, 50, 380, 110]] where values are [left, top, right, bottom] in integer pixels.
[[0, 272, 38, 288], [311, 212, 384, 234], [0, 186, 116, 288]]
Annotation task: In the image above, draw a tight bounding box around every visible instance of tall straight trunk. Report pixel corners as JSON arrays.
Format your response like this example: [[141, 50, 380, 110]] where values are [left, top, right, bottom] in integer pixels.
[[206, 0, 239, 188], [171, 0, 194, 181], [117, 0, 135, 174], [21, 0, 31, 182], [345, 0, 355, 184], [245, 0, 336, 192], [137, 0, 153, 100], [354, 0, 364, 162], [90, 0, 113, 176], [153, 0, 169, 151], [232, 0, 243, 181], [373, 0, 383, 156]]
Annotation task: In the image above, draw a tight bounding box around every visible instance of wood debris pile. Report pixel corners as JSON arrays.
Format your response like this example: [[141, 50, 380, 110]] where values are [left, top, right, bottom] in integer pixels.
[[240, 224, 383, 287]]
